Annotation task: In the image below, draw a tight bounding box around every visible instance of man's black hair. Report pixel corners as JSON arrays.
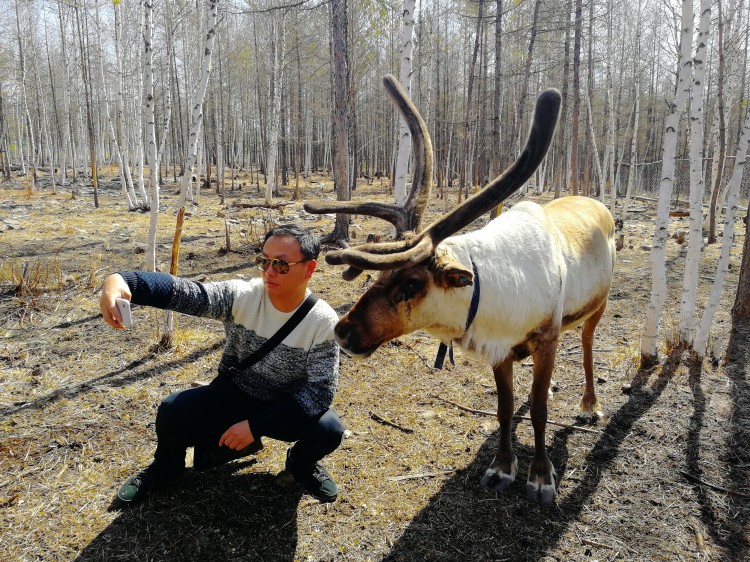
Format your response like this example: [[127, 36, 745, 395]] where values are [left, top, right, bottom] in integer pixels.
[[263, 224, 321, 261]]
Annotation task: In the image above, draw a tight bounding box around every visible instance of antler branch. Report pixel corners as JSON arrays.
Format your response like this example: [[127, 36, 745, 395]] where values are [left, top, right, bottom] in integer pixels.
[[304, 74, 432, 237], [326, 88, 562, 275]]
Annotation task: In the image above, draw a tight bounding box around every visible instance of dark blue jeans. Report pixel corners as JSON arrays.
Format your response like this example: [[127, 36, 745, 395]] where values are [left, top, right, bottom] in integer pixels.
[[152, 375, 344, 476]]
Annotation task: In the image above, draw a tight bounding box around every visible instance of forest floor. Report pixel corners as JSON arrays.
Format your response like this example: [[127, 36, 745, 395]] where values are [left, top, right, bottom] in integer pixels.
[[0, 171, 749, 562]]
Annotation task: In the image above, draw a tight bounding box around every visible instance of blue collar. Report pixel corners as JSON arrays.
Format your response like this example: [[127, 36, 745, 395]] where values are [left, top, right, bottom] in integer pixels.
[[434, 259, 480, 369]]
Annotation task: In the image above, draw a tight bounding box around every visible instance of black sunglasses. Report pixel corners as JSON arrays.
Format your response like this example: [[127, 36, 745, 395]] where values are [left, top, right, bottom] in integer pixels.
[[255, 255, 310, 274]]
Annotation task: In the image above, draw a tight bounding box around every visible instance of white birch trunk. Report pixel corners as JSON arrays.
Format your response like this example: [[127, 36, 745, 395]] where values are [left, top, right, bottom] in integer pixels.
[[679, 0, 712, 346], [99, 1, 135, 210], [693, 105, 750, 355], [304, 101, 312, 177], [393, 0, 416, 207], [617, 79, 640, 249], [15, 0, 36, 191], [584, 87, 605, 198], [136, 4, 148, 205], [264, 15, 285, 205], [144, 0, 159, 273], [178, 0, 217, 207], [602, 0, 615, 203], [113, 0, 138, 205], [640, 0, 694, 365]]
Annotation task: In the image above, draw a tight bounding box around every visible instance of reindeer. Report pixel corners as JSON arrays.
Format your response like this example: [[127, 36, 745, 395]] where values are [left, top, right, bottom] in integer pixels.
[[305, 75, 616, 504]]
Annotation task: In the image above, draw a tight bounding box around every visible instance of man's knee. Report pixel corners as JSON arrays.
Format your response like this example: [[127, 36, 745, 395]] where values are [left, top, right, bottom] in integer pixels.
[[156, 390, 188, 429], [317, 409, 345, 449]]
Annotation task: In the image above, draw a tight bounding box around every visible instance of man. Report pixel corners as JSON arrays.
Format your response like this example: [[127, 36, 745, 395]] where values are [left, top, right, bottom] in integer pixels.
[[100, 224, 343, 503]]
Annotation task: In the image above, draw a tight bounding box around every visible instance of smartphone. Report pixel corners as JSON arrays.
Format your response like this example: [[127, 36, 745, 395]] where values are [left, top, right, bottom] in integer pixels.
[[115, 298, 133, 328]]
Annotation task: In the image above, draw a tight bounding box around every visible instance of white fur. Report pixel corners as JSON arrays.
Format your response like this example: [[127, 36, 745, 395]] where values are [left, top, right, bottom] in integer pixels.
[[414, 199, 615, 366]]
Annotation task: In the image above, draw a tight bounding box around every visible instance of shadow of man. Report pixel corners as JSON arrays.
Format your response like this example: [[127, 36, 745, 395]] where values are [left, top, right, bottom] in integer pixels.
[[74, 461, 303, 562]]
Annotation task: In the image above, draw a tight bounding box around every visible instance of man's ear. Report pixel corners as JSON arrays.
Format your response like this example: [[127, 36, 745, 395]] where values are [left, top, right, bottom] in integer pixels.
[[431, 253, 473, 288], [305, 259, 317, 279]]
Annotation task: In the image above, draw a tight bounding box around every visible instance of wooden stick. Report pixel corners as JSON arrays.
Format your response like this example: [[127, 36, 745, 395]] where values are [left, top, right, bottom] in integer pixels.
[[678, 470, 750, 498], [388, 469, 455, 482], [430, 394, 603, 434], [369, 411, 414, 434]]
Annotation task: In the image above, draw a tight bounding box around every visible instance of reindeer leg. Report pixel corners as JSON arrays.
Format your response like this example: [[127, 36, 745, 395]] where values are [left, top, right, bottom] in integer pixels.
[[579, 300, 606, 420], [526, 339, 558, 505], [480, 357, 518, 492]]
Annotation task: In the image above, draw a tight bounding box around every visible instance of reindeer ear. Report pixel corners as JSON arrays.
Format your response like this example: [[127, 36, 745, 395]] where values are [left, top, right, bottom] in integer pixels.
[[431, 253, 473, 288]]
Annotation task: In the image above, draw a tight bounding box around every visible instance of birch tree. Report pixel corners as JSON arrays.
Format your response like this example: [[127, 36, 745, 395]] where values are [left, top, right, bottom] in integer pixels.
[[98, 1, 137, 210], [693, 104, 750, 356], [679, 0, 711, 347], [616, 5, 642, 251], [163, 0, 218, 346], [143, 0, 159, 272], [393, 0, 416, 207], [15, 0, 37, 192], [640, 0, 694, 368], [74, 4, 99, 207]]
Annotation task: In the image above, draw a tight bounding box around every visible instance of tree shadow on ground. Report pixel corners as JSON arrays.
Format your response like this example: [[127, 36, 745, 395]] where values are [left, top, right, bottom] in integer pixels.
[[0, 341, 223, 418], [380, 351, 685, 561], [692, 319, 750, 562], [74, 461, 303, 562]]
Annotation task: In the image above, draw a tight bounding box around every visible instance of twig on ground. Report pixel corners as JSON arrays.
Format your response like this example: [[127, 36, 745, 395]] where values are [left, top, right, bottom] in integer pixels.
[[369, 411, 414, 434], [430, 394, 603, 434], [388, 469, 455, 482], [678, 470, 750, 498]]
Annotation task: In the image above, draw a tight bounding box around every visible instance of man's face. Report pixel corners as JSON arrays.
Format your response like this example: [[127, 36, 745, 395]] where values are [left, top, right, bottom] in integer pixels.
[[260, 235, 316, 300]]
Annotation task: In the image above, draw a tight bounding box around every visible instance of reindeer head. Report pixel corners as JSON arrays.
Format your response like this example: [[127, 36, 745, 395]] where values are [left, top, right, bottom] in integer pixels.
[[308, 75, 562, 357]]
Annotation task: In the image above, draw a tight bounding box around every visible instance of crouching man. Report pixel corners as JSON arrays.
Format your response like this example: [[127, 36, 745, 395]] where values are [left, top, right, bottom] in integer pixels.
[[100, 224, 344, 503]]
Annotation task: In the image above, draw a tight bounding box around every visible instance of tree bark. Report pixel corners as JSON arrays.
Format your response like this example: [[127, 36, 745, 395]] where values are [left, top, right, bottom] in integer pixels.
[[640, 0, 695, 368], [393, 0, 416, 206], [694, 100, 750, 356], [679, 0, 712, 347], [328, 0, 351, 242]]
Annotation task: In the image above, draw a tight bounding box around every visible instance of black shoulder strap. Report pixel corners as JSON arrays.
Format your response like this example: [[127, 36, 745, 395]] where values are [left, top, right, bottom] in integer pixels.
[[233, 293, 319, 372]]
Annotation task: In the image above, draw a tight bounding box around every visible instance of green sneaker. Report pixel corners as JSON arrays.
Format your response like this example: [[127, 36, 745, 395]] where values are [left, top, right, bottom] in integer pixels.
[[285, 448, 338, 503], [117, 464, 180, 503]]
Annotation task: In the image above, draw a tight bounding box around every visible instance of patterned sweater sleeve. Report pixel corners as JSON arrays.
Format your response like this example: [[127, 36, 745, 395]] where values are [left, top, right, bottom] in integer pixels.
[[118, 271, 237, 321]]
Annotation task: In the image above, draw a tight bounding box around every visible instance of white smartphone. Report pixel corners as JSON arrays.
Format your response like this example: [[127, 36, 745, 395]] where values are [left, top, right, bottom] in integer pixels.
[[115, 298, 133, 328]]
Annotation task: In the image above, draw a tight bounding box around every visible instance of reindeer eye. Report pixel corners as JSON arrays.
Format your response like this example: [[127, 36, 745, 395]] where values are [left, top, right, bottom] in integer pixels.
[[393, 279, 424, 304]]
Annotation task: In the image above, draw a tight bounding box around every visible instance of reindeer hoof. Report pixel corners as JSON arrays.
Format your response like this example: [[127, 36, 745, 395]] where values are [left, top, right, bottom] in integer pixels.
[[525, 481, 556, 505], [525, 466, 557, 504], [480, 455, 518, 492], [480, 469, 514, 492]]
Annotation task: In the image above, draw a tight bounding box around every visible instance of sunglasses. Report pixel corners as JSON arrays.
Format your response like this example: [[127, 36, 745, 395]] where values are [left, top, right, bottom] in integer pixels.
[[255, 255, 311, 274]]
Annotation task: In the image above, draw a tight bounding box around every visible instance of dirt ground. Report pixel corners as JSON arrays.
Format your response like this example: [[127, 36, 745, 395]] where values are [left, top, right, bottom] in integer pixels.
[[1, 172, 749, 562]]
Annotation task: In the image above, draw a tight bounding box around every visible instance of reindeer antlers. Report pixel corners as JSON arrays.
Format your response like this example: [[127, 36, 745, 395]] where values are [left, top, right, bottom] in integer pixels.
[[303, 74, 433, 237], [316, 85, 561, 280]]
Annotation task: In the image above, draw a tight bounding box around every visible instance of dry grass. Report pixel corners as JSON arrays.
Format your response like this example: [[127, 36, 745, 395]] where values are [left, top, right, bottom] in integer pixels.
[[1, 172, 749, 562]]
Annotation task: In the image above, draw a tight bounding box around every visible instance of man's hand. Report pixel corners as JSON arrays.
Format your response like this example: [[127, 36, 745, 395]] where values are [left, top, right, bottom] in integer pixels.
[[219, 420, 255, 451], [100, 273, 132, 329]]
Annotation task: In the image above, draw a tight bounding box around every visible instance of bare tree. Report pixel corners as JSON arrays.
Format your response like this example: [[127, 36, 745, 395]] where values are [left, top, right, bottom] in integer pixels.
[[694, 102, 750, 356], [325, 0, 351, 243], [679, 0, 712, 348], [640, 0, 694, 368], [144, 0, 160, 273], [392, 0, 416, 207], [264, 12, 286, 205]]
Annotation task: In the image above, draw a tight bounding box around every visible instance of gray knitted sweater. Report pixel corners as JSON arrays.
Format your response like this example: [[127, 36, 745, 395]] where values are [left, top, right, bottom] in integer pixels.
[[120, 272, 340, 435]]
